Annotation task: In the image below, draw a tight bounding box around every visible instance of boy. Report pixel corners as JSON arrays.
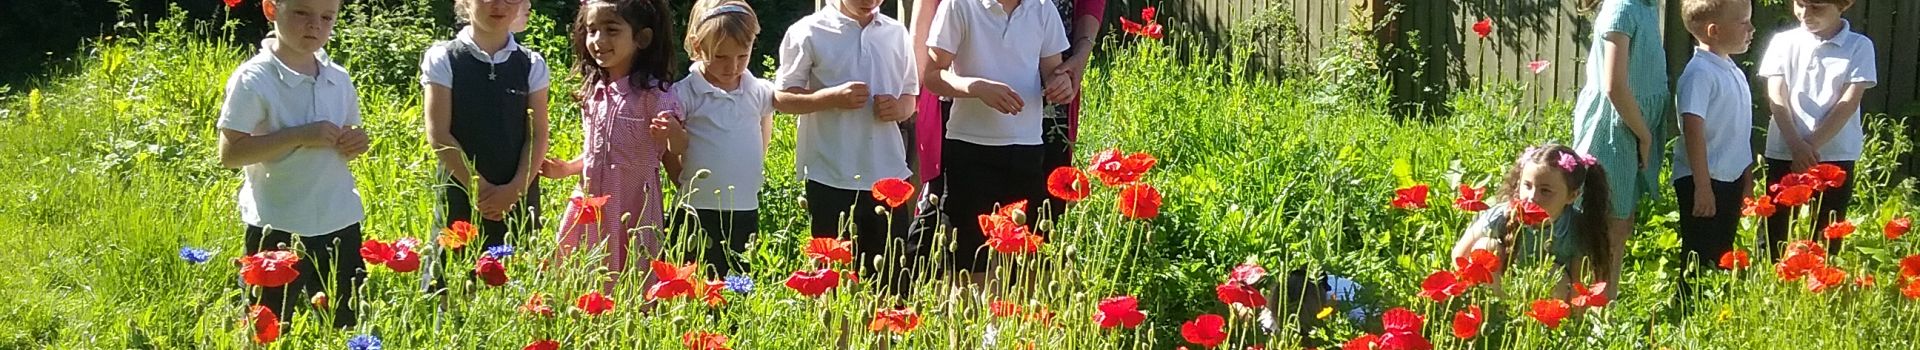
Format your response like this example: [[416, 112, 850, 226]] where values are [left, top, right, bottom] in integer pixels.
[[216, 0, 368, 328], [922, 0, 1075, 283], [774, 0, 919, 295], [1673, 0, 1755, 269], [1758, 0, 1876, 256]]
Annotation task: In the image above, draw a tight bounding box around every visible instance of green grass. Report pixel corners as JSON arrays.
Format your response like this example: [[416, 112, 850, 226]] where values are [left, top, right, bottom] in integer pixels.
[[3, 7, 1920, 350]]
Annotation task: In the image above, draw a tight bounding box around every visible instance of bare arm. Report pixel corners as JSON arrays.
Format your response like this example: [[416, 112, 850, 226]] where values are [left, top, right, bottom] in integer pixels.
[[1599, 33, 1652, 166], [218, 125, 332, 168], [424, 84, 480, 187], [1805, 83, 1870, 147], [775, 84, 867, 115]]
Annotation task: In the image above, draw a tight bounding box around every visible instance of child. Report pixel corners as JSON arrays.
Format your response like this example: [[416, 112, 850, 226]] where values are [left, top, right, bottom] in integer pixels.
[[1037, 0, 1107, 224], [669, 0, 774, 278], [773, 0, 919, 293], [1673, 0, 1755, 269], [419, 0, 550, 291], [1570, 0, 1668, 296], [1451, 145, 1614, 299], [217, 0, 367, 328], [1758, 0, 1876, 256], [923, 0, 1075, 282], [540, 0, 682, 288]]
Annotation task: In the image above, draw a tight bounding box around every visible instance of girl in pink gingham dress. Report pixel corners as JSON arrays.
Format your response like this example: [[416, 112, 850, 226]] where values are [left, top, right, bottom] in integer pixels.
[[546, 76, 679, 282]]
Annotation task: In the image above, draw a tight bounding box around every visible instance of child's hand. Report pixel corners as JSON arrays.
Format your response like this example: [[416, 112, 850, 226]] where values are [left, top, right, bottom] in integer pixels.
[[966, 79, 1024, 115], [872, 95, 912, 122], [650, 111, 688, 155], [1790, 141, 1820, 172], [539, 157, 578, 179], [1691, 185, 1716, 217], [476, 181, 518, 220], [823, 81, 870, 110], [296, 121, 344, 147], [1635, 138, 1651, 170], [334, 126, 370, 158], [1042, 73, 1078, 104]]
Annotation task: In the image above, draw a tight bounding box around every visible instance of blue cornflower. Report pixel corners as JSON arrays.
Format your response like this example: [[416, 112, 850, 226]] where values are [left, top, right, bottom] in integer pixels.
[[485, 245, 515, 259], [347, 334, 382, 350], [724, 275, 754, 295], [178, 247, 213, 264]]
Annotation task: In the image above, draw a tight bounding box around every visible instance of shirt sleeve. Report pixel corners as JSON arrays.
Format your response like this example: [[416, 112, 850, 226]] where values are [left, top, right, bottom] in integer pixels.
[[1593, 1, 1635, 39], [217, 69, 270, 134], [343, 77, 363, 127], [774, 25, 814, 90], [420, 43, 453, 88], [1674, 68, 1713, 121], [927, 0, 965, 55], [1756, 35, 1789, 78], [527, 49, 553, 92], [1846, 39, 1878, 88], [1041, 7, 1071, 57]]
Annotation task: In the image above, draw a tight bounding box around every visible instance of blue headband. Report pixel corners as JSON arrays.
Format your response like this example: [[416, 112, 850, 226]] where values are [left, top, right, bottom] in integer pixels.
[[702, 4, 747, 20]]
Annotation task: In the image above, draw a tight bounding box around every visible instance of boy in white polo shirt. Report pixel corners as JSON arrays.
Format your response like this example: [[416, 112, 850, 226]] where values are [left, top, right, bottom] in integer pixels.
[[216, 0, 367, 328], [923, 0, 1073, 282], [774, 0, 919, 295], [1673, 0, 1754, 270], [1758, 0, 1875, 255]]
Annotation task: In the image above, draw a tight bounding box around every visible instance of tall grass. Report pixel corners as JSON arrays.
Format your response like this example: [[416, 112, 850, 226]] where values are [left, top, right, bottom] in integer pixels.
[[2, 6, 1918, 349]]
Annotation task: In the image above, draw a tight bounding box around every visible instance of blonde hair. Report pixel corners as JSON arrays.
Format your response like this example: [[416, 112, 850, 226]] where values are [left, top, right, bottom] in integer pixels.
[[684, 0, 760, 61], [1682, 0, 1748, 33]]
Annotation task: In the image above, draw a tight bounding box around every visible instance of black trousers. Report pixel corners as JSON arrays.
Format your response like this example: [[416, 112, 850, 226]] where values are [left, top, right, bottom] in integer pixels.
[[436, 180, 541, 290], [1763, 159, 1855, 257], [670, 208, 758, 277], [941, 139, 1047, 273], [1673, 176, 1744, 269], [244, 223, 366, 329], [806, 181, 916, 296]]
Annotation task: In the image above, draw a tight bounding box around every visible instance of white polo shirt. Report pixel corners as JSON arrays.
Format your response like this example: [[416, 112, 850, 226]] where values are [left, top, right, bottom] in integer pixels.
[[1673, 48, 1754, 182], [217, 39, 365, 237], [1758, 20, 1877, 161], [775, 5, 917, 190], [927, 0, 1070, 146], [671, 64, 777, 211], [418, 26, 552, 91]]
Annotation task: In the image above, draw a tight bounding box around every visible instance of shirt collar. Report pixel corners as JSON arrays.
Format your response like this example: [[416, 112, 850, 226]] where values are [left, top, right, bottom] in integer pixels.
[[259, 38, 341, 88], [1818, 20, 1856, 47], [1691, 47, 1738, 71], [597, 75, 633, 97], [455, 26, 525, 62], [685, 64, 738, 97]]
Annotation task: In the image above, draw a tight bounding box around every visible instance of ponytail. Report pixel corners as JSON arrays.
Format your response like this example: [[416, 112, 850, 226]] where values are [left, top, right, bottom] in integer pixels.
[[1574, 163, 1612, 281]]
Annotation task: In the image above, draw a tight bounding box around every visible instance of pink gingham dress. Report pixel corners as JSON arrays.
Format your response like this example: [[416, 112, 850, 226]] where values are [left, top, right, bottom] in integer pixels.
[[556, 77, 677, 277]]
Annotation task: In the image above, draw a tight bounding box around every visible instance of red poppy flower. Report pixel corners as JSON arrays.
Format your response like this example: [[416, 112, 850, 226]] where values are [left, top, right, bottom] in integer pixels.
[[871, 177, 915, 208], [805, 238, 854, 264], [1569, 282, 1609, 308], [440, 220, 477, 250], [1381, 307, 1424, 334], [1527, 299, 1570, 329], [570, 195, 610, 225], [1343, 334, 1381, 350], [981, 210, 1044, 254], [1856, 274, 1876, 288], [1823, 220, 1856, 240], [475, 255, 509, 287], [1904, 280, 1920, 300], [1229, 262, 1267, 285], [1775, 240, 1828, 281], [523, 340, 559, 350], [1215, 282, 1268, 308], [1719, 250, 1750, 270], [1117, 183, 1163, 219], [1898, 255, 1920, 281], [1391, 184, 1430, 210], [386, 238, 422, 273], [1743, 195, 1777, 217], [360, 239, 392, 265], [1472, 18, 1493, 38], [1887, 217, 1911, 240], [1089, 148, 1158, 186], [646, 260, 706, 302], [575, 290, 615, 316], [1180, 314, 1228, 348], [1527, 60, 1551, 74], [1119, 7, 1165, 40], [1453, 248, 1501, 285], [1047, 167, 1092, 202], [1379, 331, 1433, 350], [224, 0, 242, 9], [681, 331, 730, 350], [1774, 185, 1814, 207], [1418, 270, 1465, 302], [784, 268, 841, 297], [1807, 163, 1846, 190], [868, 307, 922, 334], [1806, 266, 1847, 293], [1452, 305, 1483, 339], [520, 293, 555, 317], [990, 300, 1024, 317], [1511, 199, 1550, 226], [703, 279, 727, 306], [1454, 184, 1490, 212], [248, 305, 280, 344], [1094, 295, 1147, 329], [240, 250, 301, 288]]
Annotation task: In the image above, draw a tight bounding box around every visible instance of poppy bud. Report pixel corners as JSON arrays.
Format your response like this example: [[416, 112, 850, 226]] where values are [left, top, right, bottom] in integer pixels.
[[311, 292, 330, 310], [693, 168, 712, 180]]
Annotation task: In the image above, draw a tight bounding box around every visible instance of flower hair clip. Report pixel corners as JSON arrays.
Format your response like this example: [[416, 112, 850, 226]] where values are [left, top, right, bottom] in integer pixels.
[[1556, 152, 1581, 172]]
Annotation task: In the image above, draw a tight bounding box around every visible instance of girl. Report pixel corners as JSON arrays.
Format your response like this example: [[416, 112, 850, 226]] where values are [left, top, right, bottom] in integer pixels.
[[1570, 0, 1668, 297], [217, 0, 367, 328], [668, 0, 774, 278], [541, 0, 681, 289], [419, 0, 550, 291], [1451, 145, 1614, 299]]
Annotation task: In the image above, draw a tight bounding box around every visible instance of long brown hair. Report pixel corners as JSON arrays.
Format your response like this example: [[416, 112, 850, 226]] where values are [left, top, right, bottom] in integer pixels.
[[1495, 144, 1613, 281], [570, 0, 677, 103]]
